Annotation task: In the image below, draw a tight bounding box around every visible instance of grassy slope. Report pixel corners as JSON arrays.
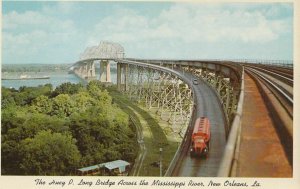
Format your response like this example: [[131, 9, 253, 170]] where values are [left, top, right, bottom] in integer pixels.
[[108, 87, 179, 176]]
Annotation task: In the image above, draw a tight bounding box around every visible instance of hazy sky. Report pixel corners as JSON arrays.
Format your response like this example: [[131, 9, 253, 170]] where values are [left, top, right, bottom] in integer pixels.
[[2, 1, 293, 64]]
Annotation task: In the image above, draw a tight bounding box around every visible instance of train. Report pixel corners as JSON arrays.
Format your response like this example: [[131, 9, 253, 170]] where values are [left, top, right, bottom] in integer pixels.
[[190, 117, 211, 157]]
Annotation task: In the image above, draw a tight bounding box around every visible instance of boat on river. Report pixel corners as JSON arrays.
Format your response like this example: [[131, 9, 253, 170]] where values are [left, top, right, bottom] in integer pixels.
[[2, 74, 50, 80]]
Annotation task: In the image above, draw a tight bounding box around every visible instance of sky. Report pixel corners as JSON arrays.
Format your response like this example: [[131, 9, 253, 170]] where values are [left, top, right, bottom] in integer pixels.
[[2, 1, 293, 64]]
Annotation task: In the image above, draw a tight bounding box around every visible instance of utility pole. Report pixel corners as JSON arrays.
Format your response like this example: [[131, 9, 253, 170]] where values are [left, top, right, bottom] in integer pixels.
[[160, 147, 163, 177]]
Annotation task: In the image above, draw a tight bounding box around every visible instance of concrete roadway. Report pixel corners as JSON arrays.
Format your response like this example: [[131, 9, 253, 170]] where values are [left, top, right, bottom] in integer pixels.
[[117, 59, 227, 177], [171, 69, 227, 177]]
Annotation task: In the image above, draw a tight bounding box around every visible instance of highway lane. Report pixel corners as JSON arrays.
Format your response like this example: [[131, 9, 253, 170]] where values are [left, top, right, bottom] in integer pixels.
[[172, 70, 227, 177], [117, 59, 227, 176]]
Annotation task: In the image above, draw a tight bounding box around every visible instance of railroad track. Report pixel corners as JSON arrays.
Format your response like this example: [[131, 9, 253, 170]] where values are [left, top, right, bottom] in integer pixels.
[[235, 66, 293, 177], [245, 66, 293, 119], [258, 65, 293, 76], [117, 60, 293, 177], [242, 65, 293, 171], [245, 65, 293, 86]]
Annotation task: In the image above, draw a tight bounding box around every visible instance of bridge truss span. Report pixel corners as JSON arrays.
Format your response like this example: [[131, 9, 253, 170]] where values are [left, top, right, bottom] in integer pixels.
[[72, 41, 297, 177], [116, 59, 241, 176], [116, 60, 194, 138], [129, 59, 243, 134], [72, 55, 244, 176]]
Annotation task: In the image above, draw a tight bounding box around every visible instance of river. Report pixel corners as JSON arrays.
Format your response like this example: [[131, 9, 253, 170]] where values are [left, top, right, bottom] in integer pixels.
[[1, 72, 117, 89]]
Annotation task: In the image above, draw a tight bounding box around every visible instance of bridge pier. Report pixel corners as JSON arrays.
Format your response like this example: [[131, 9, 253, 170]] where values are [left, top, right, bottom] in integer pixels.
[[72, 61, 97, 81], [116, 63, 129, 91], [88, 61, 96, 78], [79, 66, 84, 77], [117, 63, 121, 90], [124, 64, 129, 91], [82, 60, 96, 80], [100, 60, 111, 83], [84, 64, 88, 78]]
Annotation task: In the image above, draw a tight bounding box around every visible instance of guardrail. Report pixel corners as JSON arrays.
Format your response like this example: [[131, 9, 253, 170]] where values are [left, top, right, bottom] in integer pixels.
[[217, 67, 245, 176]]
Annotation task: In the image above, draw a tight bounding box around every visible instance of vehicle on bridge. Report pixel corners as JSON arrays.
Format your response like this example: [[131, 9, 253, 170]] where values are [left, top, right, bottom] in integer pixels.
[[193, 78, 199, 85], [190, 117, 211, 157]]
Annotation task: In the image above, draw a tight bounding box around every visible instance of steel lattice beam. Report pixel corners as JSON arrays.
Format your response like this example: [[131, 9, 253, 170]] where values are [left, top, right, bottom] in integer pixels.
[[119, 64, 193, 138]]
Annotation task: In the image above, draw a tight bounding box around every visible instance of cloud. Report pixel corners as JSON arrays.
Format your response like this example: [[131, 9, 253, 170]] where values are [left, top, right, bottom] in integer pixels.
[[42, 1, 79, 15], [2, 2, 293, 63], [3, 9, 75, 32], [96, 4, 290, 43], [3, 11, 44, 30], [2, 4, 80, 63], [84, 3, 292, 59]]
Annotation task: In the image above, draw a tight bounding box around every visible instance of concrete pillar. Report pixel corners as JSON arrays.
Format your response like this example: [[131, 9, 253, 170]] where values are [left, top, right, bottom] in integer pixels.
[[85, 64, 89, 78], [91, 61, 95, 77], [100, 61, 105, 82], [82, 64, 87, 78], [117, 63, 121, 90], [87, 61, 95, 78], [86, 62, 92, 78], [99, 60, 111, 83], [79, 66, 84, 78], [124, 64, 128, 91], [85, 64, 88, 78], [106, 61, 111, 82]]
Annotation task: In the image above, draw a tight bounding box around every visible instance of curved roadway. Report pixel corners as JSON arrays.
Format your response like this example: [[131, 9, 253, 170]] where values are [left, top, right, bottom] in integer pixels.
[[117, 59, 227, 177], [172, 70, 227, 176]]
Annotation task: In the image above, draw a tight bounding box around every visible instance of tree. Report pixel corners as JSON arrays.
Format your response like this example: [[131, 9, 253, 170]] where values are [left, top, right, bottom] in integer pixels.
[[1, 139, 23, 175], [87, 80, 103, 91], [19, 130, 81, 175], [3, 85, 52, 106], [72, 92, 95, 113], [1, 106, 26, 136], [1, 82, 138, 175], [31, 95, 53, 114], [1, 87, 16, 108], [53, 82, 84, 96], [51, 94, 75, 117]]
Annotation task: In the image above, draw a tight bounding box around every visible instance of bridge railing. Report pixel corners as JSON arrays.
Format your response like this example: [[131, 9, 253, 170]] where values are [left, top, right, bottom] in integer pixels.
[[217, 66, 245, 177]]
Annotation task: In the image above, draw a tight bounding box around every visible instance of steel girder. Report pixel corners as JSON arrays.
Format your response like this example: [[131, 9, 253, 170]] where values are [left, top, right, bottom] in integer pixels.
[[127, 60, 242, 120], [120, 64, 194, 138], [182, 65, 237, 130]]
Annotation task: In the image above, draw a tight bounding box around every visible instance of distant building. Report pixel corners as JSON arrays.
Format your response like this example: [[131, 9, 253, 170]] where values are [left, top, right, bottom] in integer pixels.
[[77, 160, 130, 176]]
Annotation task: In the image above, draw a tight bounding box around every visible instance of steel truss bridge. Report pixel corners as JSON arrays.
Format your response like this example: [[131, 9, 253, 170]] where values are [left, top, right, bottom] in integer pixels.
[[72, 42, 293, 177]]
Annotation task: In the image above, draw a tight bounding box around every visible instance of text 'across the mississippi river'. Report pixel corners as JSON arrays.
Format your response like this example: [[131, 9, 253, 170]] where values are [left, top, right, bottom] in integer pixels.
[[34, 178, 261, 188]]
